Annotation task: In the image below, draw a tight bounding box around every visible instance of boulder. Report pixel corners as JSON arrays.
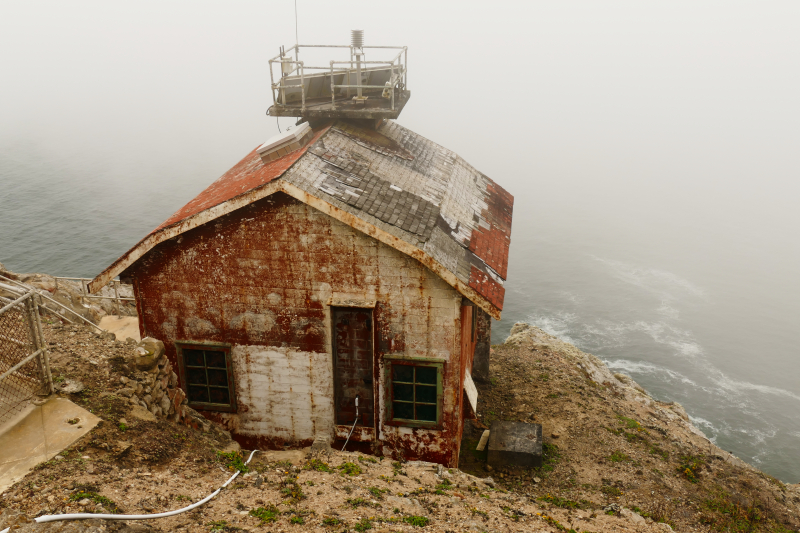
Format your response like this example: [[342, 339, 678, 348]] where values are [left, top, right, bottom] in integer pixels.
[[133, 337, 165, 371]]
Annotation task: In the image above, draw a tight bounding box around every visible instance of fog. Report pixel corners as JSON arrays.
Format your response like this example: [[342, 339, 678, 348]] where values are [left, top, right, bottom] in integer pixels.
[[2, 1, 799, 479]]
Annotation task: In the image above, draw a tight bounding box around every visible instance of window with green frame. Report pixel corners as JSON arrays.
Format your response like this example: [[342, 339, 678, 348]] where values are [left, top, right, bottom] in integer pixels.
[[385, 357, 443, 428], [176, 342, 237, 413]]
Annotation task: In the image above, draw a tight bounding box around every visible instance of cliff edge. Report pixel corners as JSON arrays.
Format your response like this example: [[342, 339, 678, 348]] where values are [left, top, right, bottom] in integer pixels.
[[456, 321, 800, 532]]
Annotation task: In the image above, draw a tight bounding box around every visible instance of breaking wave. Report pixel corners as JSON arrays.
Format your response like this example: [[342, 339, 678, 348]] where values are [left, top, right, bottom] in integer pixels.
[[590, 255, 708, 300]]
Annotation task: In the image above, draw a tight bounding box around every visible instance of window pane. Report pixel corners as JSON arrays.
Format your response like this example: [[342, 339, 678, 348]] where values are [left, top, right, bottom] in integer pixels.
[[394, 383, 414, 402], [205, 350, 227, 369], [209, 387, 230, 405], [416, 404, 437, 422], [188, 385, 209, 403], [394, 402, 413, 420], [416, 384, 437, 404], [184, 349, 205, 367], [207, 369, 228, 387], [392, 364, 414, 383], [187, 367, 207, 385], [416, 366, 437, 385]]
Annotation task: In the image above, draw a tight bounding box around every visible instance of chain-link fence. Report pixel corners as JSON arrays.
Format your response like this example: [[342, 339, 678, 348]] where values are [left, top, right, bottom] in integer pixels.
[[0, 291, 53, 427]]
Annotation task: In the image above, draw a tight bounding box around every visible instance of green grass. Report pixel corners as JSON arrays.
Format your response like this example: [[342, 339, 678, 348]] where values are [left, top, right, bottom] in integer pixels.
[[322, 517, 343, 526], [207, 520, 242, 531], [346, 497, 370, 508], [290, 515, 305, 525], [403, 515, 430, 527], [469, 506, 489, 519], [617, 415, 643, 430], [601, 486, 623, 497], [649, 444, 669, 460], [354, 518, 373, 532], [539, 494, 581, 509], [535, 442, 561, 473], [368, 486, 390, 499], [540, 513, 575, 532], [609, 450, 630, 463], [701, 489, 766, 532], [391, 461, 406, 476], [358, 455, 378, 464], [305, 459, 332, 472], [337, 462, 362, 476], [68, 491, 121, 513], [216, 451, 249, 473], [677, 454, 705, 483], [249, 505, 280, 523], [280, 477, 306, 503]]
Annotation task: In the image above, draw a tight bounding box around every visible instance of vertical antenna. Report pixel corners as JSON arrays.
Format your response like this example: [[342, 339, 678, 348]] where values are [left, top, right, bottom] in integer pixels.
[[294, 0, 299, 46]]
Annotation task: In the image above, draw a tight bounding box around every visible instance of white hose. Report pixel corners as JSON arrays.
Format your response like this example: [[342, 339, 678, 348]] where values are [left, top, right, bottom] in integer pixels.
[[29, 450, 259, 525], [341, 395, 360, 452]]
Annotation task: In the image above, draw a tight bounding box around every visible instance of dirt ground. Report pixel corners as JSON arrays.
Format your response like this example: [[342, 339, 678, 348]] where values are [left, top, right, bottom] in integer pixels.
[[1, 320, 799, 532]]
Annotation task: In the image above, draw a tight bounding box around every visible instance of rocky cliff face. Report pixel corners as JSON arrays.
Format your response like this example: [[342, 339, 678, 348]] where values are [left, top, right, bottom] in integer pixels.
[[457, 321, 800, 532]]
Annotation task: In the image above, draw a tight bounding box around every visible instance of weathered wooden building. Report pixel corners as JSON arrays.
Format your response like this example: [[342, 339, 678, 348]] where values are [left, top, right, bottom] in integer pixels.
[[90, 37, 513, 466]]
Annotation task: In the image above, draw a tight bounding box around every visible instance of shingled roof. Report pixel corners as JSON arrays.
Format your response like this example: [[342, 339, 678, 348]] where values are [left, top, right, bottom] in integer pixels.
[[89, 120, 513, 319]]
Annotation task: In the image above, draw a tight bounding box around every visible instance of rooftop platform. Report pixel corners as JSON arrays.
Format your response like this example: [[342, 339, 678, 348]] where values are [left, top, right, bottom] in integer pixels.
[[267, 36, 409, 120]]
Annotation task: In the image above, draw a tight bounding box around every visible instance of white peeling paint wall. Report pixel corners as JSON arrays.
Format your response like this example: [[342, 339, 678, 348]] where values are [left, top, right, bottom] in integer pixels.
[[230, 345, 334, 443]]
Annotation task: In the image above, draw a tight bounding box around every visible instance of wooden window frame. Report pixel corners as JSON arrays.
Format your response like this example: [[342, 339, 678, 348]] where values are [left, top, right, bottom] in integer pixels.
[[383, 355, 444, 430], [175, 340, 237, 413]]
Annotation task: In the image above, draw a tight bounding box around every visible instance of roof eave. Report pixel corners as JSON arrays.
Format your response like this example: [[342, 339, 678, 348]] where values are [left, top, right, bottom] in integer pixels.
[[89, 180, 503, 320]]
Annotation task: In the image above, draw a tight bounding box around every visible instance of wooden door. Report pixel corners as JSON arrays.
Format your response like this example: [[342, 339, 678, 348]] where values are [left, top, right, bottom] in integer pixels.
[[332, 307, 375, 428]]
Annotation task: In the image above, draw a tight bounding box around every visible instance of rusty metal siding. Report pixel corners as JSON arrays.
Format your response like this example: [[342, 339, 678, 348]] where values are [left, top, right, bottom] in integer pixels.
[[130, 191, 465, 465], [472, 307, 492, 383]]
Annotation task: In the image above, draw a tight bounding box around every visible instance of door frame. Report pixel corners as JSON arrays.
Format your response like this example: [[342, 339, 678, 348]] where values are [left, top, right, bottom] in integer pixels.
[[330, 305, 377, 442]]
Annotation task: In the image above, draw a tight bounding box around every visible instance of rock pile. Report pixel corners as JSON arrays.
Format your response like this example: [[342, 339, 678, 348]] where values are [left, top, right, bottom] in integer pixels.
[[115, 337, 224, 438]]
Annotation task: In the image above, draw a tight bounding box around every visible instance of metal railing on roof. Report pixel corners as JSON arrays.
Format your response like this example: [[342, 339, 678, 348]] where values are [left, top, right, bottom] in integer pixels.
[[268, 43, 408, 112]]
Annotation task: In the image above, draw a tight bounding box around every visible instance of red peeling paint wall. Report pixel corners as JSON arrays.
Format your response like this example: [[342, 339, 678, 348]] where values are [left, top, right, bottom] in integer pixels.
[[126, 192, 466, 466]]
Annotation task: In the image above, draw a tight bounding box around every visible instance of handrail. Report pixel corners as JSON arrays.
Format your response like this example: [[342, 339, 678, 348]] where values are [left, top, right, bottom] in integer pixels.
[[0, 274, 102, 330], [268, 43, 408, 112]]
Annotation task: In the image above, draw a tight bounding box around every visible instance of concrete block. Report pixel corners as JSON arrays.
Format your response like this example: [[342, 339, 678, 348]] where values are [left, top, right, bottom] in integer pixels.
[[487, 422, 542, 468]]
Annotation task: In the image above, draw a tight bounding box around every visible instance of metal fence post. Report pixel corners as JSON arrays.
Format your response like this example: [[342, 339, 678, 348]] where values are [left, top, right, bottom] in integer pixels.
[[33, 295, 54, 394], [114, 279, 120, 316], [24, 295, 47, 393]]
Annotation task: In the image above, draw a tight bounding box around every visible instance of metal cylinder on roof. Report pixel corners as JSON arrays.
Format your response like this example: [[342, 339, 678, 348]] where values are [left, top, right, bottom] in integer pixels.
[[351, 29, 364, 49]]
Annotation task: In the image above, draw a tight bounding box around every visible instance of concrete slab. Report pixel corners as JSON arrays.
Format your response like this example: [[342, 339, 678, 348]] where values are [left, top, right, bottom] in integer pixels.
[[257, 448, 309, 466], [99, 315, 140, 342], [0, 397, 100, 493], [487, 421, 542, 469]]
